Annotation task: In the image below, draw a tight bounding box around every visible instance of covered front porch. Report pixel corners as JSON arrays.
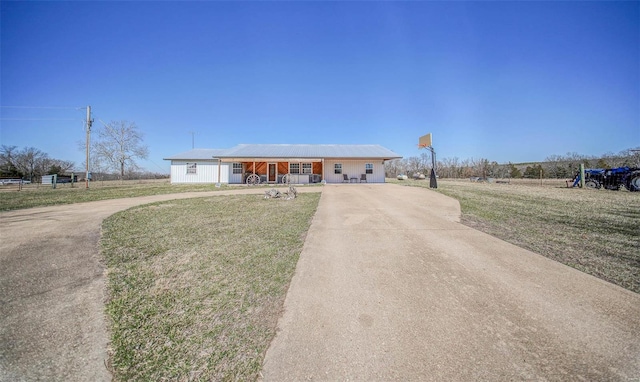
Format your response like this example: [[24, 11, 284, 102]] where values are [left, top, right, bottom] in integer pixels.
[[234, 159, 324, 185]]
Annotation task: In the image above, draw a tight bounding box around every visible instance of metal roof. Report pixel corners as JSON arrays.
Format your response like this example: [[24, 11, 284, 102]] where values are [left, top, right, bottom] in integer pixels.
[[165, 144, 402, 161]]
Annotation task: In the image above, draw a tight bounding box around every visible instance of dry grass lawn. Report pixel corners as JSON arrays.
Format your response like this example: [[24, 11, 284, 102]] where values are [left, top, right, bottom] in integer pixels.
[[393, 178, 640, 293], [101, 193, 321, 381], [0, 179, 270, 211]]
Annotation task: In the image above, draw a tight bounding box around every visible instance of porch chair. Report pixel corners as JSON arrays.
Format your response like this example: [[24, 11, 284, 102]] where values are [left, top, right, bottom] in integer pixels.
[[360, 174, 367, 183], [343, 174, 349, 183]]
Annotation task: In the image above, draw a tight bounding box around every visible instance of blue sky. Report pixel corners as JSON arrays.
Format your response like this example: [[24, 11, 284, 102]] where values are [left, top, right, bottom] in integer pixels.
[[1, 1, 638, 173]]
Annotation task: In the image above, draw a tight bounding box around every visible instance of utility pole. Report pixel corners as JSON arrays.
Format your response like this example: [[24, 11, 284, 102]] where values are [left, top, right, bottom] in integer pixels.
[[189, 131, 195, 149], [85, 106, 93, 189]]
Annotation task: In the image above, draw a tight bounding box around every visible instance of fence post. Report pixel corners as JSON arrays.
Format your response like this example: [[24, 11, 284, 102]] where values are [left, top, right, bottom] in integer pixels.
[[540, 169, 543, 186]]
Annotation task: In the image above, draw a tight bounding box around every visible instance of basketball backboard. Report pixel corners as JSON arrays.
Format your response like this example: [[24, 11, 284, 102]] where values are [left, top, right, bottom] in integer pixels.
[[419, 133, 432, 148]]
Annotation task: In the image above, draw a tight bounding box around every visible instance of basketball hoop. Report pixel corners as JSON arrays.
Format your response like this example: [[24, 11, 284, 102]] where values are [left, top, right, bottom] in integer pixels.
[[418, 133, 437, 188]]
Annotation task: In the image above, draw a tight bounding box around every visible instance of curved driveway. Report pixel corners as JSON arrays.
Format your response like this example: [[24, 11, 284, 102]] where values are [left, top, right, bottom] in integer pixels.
[[1, 185, 639, 381], [0, 188, 290, 382], [261, 184, 640, 381]]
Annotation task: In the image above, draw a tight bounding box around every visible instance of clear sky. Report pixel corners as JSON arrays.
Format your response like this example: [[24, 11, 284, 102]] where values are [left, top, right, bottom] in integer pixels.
[[1, 1, 638, 173]]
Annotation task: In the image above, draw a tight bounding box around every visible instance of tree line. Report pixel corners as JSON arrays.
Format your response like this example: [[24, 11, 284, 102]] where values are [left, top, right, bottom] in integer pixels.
[[1, 120, 151, 182], [0, 145, 74, 181], [384, 147, 640, 179]]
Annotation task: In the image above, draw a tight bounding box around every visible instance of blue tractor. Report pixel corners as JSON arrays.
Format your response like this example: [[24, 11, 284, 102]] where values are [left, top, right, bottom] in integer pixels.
[[572, 167, 640, 191]]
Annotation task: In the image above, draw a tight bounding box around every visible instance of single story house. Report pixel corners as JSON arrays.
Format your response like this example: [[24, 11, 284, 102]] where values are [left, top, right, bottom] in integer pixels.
[[164, 144, 402, 184]]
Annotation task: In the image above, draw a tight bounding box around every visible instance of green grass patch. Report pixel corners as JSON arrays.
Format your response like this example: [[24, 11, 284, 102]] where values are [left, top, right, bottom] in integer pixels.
[[391, 178, 640, 293], [101, 193, 320, 381]]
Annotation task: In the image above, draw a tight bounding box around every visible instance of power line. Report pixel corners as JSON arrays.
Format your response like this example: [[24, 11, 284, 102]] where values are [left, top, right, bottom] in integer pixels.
[[0, 106, 84, 109], [1, 105, 87, 123], [147, 158, 169, 173], [0, 118, 82, 121]]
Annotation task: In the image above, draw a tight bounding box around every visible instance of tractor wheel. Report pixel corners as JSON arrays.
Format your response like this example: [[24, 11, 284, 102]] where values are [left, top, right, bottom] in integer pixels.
[[584, 179, 601, 189], [245, 173, 260, 185], [626, 171, 640, 192]]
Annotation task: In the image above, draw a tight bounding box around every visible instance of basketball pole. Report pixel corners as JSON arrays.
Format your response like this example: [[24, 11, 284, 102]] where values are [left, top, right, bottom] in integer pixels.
[[419, 133, 437, 188], [429, 146, 437, 189]]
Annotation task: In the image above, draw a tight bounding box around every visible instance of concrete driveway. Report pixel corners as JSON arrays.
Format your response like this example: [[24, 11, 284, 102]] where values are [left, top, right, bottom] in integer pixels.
[[261, 184, 640, 381], [1, 184, 638, 381]]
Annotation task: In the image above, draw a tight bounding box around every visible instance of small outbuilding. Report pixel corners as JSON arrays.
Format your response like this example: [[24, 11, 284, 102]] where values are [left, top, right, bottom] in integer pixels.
[[164, 144, 402, 184]]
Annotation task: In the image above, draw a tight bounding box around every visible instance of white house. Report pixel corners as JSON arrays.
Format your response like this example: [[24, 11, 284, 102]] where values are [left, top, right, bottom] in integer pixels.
[[164, 144, 402, 184]]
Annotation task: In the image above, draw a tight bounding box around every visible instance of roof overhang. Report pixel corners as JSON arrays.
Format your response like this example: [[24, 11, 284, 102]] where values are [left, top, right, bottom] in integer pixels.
[[217, 157, 323, 162], [215, 157, 400, 162]]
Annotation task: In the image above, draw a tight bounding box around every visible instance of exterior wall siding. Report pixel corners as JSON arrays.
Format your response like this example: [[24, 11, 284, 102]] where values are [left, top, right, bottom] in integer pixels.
[[323, 159, 385, 183], [170, 159, 387, 184], [170, 161, 230, 183], [230, 171, 243, 184]]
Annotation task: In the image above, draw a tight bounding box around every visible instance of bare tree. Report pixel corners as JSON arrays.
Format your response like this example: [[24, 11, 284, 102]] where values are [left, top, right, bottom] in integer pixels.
[[94, 121, 149, 179], [54, 159, 76, 174], [77, 139, 107, 180], [14, 147, 48, 181], [438, 157, 460, 178], [384, 159, 407, 177], [419, 152, 432, 173], [468, 158, 490, 177], [0, 145, 19, 177], [493, 163, 511, 179], [405, 156, 421, 177], [618, 147, 640, 167], [36, 156, 53, 177], [44, 159, 76, 175]]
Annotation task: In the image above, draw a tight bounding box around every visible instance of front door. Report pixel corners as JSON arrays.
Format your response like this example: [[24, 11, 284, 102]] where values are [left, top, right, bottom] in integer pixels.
[[268, 163, 276, 182]]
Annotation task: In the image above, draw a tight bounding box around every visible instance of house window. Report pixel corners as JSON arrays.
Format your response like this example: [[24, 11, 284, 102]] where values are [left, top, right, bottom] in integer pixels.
[[365, 163, 373, 174], [232, 163, 243, 174], [334, 163, 342, 174], [290, 163, 300, 174], [302, 163, 312, 174], [186, 163, 197, 174]]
